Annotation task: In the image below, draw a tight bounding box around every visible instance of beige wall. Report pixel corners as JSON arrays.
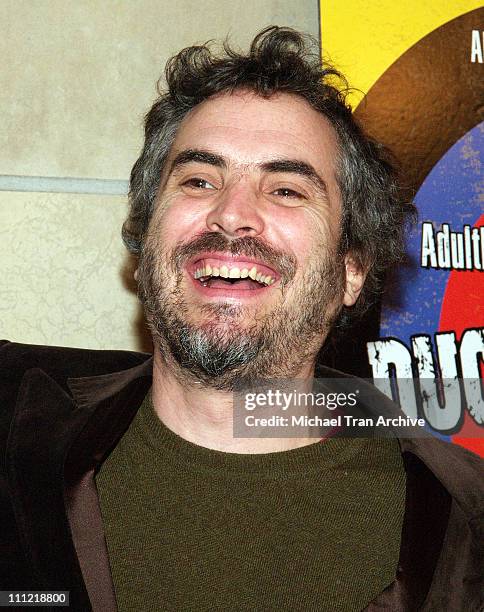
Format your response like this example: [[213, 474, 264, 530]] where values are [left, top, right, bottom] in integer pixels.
[[0, 1, 319, 350]]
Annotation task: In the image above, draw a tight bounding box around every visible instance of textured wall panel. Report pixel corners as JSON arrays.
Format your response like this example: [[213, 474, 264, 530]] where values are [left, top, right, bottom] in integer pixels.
[[0, 192, 149, 350], [0, 0, 319, 181]]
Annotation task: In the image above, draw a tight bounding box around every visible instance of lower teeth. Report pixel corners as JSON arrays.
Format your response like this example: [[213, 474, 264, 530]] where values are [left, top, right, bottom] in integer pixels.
[[198, 278, 264, 288]]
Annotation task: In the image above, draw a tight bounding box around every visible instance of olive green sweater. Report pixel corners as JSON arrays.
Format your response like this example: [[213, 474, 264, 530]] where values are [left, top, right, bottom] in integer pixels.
[[96, 392, 406, 612]]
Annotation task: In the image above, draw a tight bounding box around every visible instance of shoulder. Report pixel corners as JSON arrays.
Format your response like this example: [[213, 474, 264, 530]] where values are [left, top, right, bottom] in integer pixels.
[[0, 339, 151, 414], [402, 436, 484, 519], [317, 363, 484, 514], [0, 339, 149, 377]]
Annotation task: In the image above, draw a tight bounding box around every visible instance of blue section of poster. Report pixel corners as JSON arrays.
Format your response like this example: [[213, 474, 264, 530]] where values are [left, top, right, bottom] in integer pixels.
[[380, 122, 483, 338]]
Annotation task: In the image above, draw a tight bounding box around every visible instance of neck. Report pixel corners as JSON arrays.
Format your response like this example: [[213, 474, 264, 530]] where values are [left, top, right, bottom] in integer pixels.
[[151, 349, 320, 453]]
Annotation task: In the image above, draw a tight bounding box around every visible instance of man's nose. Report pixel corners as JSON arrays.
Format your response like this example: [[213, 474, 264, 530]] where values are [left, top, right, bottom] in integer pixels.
[[205, 182, 265, 238]]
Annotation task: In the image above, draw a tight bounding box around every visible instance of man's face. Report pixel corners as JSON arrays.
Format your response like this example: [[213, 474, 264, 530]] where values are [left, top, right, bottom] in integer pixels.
[[139, 90, 359, 388]]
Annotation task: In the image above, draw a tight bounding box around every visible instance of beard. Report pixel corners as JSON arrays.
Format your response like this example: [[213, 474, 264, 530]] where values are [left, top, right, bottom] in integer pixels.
[[138, 231, 345, 391]]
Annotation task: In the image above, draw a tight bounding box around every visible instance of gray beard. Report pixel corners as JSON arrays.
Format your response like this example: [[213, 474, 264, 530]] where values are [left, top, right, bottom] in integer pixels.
[[138, 235, 344, 391]]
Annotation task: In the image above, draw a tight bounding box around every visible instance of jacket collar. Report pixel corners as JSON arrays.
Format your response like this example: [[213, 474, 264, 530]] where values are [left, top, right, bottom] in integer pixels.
[[10, 355, 473, 611], [67, 355, 153, 411]]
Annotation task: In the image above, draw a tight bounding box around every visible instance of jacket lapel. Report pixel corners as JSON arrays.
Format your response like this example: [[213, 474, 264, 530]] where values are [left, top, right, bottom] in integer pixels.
[[7, 358, 153, 612], [365, 448, 451, 611], [64, 358, 152, 612], [342, 380, 454, 611]]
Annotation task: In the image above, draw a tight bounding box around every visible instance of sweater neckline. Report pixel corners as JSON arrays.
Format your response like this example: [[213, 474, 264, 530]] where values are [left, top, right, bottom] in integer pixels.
[[126, 389, 379, 478]]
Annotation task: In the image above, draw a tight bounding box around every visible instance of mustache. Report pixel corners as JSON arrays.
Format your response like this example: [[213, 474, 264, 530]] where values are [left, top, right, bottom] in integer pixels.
[[172, 232, 297, 284]]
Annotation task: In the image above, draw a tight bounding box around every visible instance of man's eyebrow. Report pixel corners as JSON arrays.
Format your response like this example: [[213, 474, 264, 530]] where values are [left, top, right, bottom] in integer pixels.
[[260, 159, 329, 196], [168, 151, 329, 197], [169, 149, 227, 173]]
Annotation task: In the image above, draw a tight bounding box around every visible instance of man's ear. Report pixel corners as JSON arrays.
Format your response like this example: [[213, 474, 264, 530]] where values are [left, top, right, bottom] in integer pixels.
[[134, 268, 139, 282], [343, 254, 367, 307]]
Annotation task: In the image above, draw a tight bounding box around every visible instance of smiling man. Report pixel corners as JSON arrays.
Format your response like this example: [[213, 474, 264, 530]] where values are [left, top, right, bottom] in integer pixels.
[[140, 89, 356, 419], [1, 27, 483, 612]]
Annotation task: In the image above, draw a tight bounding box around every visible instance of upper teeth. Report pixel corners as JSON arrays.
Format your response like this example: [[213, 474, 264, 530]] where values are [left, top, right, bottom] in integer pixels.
[[194, 265, 275, 286]]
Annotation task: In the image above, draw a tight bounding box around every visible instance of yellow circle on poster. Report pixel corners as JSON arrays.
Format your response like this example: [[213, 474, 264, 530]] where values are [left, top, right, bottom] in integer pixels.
[[319, 0, 483, 108]]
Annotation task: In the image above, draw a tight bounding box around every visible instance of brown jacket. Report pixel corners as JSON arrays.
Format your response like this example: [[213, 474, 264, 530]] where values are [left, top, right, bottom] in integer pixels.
[[1, 340, 483, 611]]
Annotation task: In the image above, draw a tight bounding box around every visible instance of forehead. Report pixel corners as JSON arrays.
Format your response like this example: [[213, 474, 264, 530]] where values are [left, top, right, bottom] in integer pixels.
[[170, 90, 340, 176]]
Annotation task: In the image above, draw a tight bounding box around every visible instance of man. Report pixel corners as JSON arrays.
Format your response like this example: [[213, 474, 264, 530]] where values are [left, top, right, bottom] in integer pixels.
[[1, 27, 482, 612]]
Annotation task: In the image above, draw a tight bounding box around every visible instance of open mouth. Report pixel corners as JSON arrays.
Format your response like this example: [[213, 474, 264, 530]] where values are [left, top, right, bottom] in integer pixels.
[[195, 265, 274, 290], [189, 256, 279, 293]]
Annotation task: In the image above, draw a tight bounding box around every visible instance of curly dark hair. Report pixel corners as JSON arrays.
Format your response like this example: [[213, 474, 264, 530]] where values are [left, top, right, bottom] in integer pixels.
[[123, 26, 415, 322]]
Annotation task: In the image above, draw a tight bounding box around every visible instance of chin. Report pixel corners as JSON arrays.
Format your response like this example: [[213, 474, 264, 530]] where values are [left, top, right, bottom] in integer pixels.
[[188, 299, 265, 324], [196, 317, 257, 340]]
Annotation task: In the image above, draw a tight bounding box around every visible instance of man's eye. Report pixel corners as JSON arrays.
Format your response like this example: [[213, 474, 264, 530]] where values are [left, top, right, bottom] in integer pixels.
[[183, 178, 216, 190], [272, 187, 304, 199]]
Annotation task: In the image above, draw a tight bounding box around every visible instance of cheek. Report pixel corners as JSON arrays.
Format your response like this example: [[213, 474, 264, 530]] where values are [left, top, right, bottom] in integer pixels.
[[305, 207, 342, 263], [152, 195, 207, 250], [267, 207, 337, 264]]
